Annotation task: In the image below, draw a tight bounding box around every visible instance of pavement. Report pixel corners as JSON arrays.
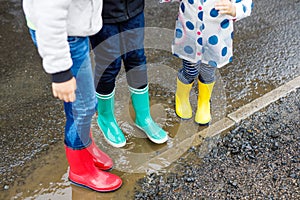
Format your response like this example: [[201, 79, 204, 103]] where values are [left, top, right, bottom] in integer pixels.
[[134, 78, 300, 199]]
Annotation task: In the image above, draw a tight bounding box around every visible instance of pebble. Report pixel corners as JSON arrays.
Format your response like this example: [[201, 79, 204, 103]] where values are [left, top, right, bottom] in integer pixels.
[[135, 90, 299, 199]]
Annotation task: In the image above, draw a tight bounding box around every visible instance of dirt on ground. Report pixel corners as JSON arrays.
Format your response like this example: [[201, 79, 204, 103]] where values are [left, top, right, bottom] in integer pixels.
[[134, 89, 300, 199]]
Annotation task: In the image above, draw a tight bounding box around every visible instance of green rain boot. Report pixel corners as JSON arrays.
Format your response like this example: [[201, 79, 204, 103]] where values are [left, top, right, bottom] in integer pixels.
[[129, 85, 168, 144], [96, 90, 126, 148]]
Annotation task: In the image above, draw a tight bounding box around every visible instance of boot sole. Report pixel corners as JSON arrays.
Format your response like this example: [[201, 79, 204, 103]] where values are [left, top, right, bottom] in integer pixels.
[[175, 112, 193, 120], [195, 120, 211, 126], [135, 124, 168, 144], [69, 179, 122, 193], [95, 165, 113, 172]]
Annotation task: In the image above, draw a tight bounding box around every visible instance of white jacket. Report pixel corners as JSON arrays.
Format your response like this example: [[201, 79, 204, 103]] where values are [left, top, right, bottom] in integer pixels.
[[23, 0, 103, 75]]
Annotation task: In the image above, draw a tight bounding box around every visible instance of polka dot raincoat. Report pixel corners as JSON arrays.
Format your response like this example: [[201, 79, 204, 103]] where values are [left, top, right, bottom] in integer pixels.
[[167, 0, 253, 68]]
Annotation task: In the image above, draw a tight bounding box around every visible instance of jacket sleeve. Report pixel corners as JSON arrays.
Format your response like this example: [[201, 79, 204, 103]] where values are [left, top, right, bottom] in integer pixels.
[[34, 0, 73, 82], [234, 0, 253, 21]]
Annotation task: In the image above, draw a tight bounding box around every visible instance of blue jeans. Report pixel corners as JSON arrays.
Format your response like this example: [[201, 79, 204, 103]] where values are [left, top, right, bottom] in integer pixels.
[[89, 12, 147, 95], [29, 29, 96, 149]]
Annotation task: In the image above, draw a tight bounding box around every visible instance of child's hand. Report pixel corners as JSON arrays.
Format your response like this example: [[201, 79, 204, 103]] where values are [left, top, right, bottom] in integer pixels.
[[52, 77, 76, 102], [215, 0, 236, 17]]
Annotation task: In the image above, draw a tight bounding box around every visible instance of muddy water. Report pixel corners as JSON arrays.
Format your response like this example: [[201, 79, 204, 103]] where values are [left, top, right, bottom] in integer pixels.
[[91, 64, 226, 174], [3, 62, 227, 200]]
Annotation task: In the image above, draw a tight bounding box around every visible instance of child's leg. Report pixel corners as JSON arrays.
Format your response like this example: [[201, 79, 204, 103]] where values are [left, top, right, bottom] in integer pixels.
[[65, 36, 122, 191], [118, 12, 168, 144], [175, 59, 200, 119], [89, 24, 126, 147], [178, 59, 201, 84], [29, 29, 122, 192], [29, 29, 94, 149], [195, 63, 216, 125], [120, 12, 147, 89], [64, 36, 95, 149], [89, 24, 123, 95], [198, 63, 216, 84]]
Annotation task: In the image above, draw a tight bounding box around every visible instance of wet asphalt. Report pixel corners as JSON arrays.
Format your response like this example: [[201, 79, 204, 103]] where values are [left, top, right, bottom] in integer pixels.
[[135, 88, 300, 199], [0, 0, 300, 199]]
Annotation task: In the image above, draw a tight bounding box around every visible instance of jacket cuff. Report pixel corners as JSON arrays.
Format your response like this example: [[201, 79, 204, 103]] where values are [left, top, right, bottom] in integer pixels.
[[51, 69, 73, 83]]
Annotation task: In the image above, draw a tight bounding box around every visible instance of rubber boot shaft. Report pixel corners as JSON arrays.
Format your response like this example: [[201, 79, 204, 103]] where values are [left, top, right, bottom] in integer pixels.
[[96, 90, 126, 147], [129, 85, 168, 144], [89, 131, 113, 171], [65, 145, 122, 192], [195, 80, 215, 125], [175, 78, 193, 119]]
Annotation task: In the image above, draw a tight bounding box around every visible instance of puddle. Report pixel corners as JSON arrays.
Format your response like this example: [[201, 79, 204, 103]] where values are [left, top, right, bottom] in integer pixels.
[[91, 63, 227, 174], [3, 63, 227, 200]]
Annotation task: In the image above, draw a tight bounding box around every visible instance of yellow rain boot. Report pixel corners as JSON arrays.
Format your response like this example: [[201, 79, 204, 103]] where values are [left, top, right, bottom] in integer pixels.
[[175, 78, 193, 119], [195, 80, 215, 125]]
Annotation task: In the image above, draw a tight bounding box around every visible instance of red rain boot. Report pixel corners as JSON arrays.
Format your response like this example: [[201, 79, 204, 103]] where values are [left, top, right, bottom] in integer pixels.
[[89, 132, 113, 171], [65, 145, 122, 192]]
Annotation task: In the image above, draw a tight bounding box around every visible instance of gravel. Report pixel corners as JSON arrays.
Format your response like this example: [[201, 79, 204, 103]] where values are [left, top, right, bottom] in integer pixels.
[[134, 89, 300, 199]]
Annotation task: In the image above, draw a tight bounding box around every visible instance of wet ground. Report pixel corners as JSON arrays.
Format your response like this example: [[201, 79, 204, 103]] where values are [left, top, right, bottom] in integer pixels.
[[135, 88, 300, 199], [0, 0, 299, 199]]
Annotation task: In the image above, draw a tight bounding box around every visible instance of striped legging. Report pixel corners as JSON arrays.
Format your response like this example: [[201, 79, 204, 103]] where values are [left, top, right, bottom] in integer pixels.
[[177, 59, 216, 84]]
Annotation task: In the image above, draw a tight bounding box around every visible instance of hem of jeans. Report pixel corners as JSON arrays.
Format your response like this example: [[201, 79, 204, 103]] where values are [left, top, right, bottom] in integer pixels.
[[128, 84, 148, 94], [64, 139, 92, 150]]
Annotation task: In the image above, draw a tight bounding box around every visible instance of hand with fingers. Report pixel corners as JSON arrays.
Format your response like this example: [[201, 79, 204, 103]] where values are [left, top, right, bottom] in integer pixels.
[[215, 0, 236, 17], [52, 77, 76, 102]]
